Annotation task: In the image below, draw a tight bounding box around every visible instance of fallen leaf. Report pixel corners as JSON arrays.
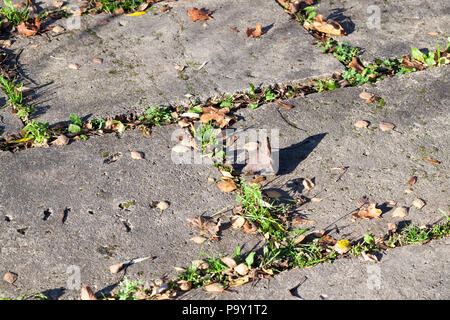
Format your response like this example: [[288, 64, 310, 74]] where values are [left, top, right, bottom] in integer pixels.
[[52, 1, 64, 8], [127, 11, 146, 17], [354, 120, 370, 128], [80, 284, 98, 300], [137, 2, 148, 11], [293, 234, 306, 245], [231, 216, 246, 229], [250, 176, 266, 185], [200, 109, 233, 128], [130, 151, 145, 160], [392, 206, 408, 218], [428, 32, 439, 36], [114, 7, 124, 16], [92, 58, 103, 64], [277, 102, 294, 109], [311, 197, 322, 202], [333, 239, 351, 254], [302, 177, 315, 191], [52, 25, 65, 34], [109, 263, 124, 274], [221, 257, 237, 269], [361, 251, 379, 262], [359, 91, 374, 100], [234, 263, 249, 276], [187, 8, 213, 22], [177, 280, 192, 291], [160, 6, 172, 13], [156, 201, 169, 211], [424, 158, 440, 164], [187, 216, 221, 239], [216, 180, 237, 193], [230, 26, 239, 33], [378, 121, 395, 132], [291, 217, 315, 226], [68, 63, 80, 70], [242, 220, 258, 234], [412, 198, 425, 209], [177, 119, 190, 128], [204, 283, 225, 294], [174, 65, 185, 72], [51, 134, 69, 146], [246, 23, 263, 38], [242, 137, 275, 175], [388, 222, 397, 233], [190, 236, 207, 244], [17, 18, 41, 37], [310, 14, 345, 36], [192, 259, 209, 270], [3, 271, 18, 285], [404, 189, 414, 194], [352, 203, 382, 219], [172, 145, 191, 154], [229, 276, 250, 287], [349, 57, 365, 72], [405, 176, 417, 187]]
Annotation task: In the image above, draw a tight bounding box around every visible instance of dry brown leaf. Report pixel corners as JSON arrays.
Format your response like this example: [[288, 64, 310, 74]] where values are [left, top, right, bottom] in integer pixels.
[[52, 1, 64, 8], [388, 222, 397, 233], [424, 158, 440, 164], [361, 251, 379, 262], [130, 151, 145, 160], [352, 203, 382, 219], [291, 217, 315, 226], [92, 57, 103, 64], [177, 280, 192, 291], [234, 263, 249, 276], [156, 201, 170, 211], [114, 7, 124, 16], [80, 284, 98, 300], [230, 26, 239, 33], [51, 134, 69, 146], [109, 263, 124, 274], [216, 180, 237, 193], [187, 216, 221, 238], [200, 110, 233, 128], [204, 282, 225, 294], [392, 206, 408, 218], [412, 198, 425, 209], [229, 276, 250, 287], [221, 257, 237, 269], [277, 102, 294, 109], [359, 91, 373, 100], [349, 57, 365, 72], [428, 32, 439, 36], [3, 271, 18, 285], [354, 120, 370, 128], [311, 197, 322, 202], [160, 6, 172, 13], [242, 137, 275, 175], [68, 63, 80, 70], [302, 177, 315, 191], [17, 18, 41, 37], [379, 121, 395, 132], [187, 7, 213, 22], [246, 23, 263, 38], [52, 25, 65, 34], [293, 234, 306, 246], [190, 236, 207, 244], [310, 14, 345, 36], [242, 220, 258, 234], [192, 259, 209, 270], [250, 176, 266, 185], [405, 176, 417, 187], [174, 65, 185, 72], [231, 216, 246, 229]]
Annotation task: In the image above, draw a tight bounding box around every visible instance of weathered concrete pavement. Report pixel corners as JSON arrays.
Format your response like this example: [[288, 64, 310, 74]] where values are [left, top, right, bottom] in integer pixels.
[[0, 0, 449, 299]]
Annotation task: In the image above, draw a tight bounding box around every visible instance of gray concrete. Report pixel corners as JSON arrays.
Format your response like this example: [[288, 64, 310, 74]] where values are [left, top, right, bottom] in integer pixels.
[[181, 237, 450, 300], [0, 107, 23, 137], [8, 0, 343, 124], [316, 0, 450, 62], [229, 66, 449, 240], [0, 125, 261, 299]]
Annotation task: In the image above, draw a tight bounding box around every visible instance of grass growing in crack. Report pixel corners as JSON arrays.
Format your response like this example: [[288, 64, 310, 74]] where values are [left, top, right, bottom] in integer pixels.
[[1, 292, 49, 300], [138, 105, 173, 126], [294, 4, 319, 25], [0, 75, 35, 122], [22, 120, 49, 143], [316, 78, 339, 92], [114, 277, 143, 300], [0, 0, 29, 26], [91, 0, 147, 14], [192, 120, 220, 155]]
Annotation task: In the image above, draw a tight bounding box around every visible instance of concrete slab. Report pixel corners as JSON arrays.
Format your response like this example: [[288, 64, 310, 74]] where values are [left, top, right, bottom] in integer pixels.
[[316, 0, 450, 61], [227, 66, 449, 240], [0, 125, 261, 299], [0, 107, 23, 137], [181, 237, 450, 300], [7, 0, 343, 125]]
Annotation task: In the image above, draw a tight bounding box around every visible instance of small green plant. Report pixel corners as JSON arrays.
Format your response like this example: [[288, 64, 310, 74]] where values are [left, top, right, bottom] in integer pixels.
[[411, 44, 450, 67], [68, 114, 82, 134], [94, 0, 147, 14], [192, 121, 219, 154], [1, 0, 29, 26], [22, 120, 50, 143], [90, 118, 106, 130], [296, 5, 319, 25], [219, 95, 234, 108], [1, 292, 48, 300], [264, 88, 276, 101], [316, 79, 339, 92], [0, 75, 35, 121], [332, 42, 361, 64], [138, 105, 173, 126], [115, 277, 143, 300]]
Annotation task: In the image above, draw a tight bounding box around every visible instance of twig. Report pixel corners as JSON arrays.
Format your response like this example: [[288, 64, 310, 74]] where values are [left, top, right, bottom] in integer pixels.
[[277, 108, 307, 132]]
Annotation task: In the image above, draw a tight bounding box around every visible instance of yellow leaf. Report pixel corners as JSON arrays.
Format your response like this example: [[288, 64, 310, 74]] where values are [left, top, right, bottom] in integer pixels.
[[127, 11, 146, 17]]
